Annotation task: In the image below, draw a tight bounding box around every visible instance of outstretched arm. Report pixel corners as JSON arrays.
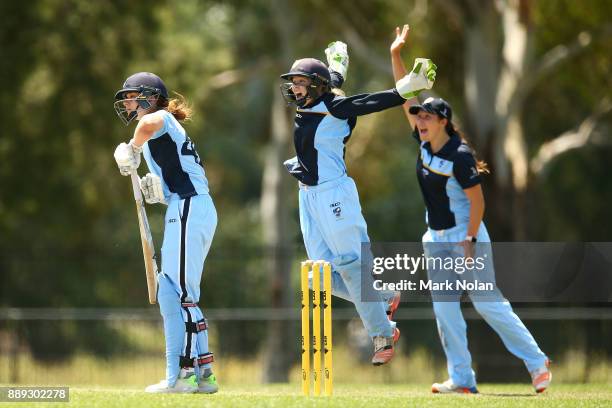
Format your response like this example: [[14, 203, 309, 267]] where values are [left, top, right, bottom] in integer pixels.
[[326, 89, 406, 119], [390, 25, 417, 128]]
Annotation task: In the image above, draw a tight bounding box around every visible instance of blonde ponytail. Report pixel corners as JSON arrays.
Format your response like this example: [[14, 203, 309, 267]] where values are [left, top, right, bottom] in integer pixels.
[[157, 92, 192, 122]]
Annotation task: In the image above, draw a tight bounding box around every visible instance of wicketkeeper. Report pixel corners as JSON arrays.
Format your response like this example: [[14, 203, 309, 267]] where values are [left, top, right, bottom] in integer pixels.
[[280, 41, 437, 365]]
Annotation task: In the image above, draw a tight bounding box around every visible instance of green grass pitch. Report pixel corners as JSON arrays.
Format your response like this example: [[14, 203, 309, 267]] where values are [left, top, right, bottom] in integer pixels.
[[3, 384, 610, 407]]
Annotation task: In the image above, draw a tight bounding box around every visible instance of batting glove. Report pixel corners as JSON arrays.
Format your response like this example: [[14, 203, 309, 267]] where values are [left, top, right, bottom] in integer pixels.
[[114, 139, 142, 176], [140, 173, 166, 205], [396, 58, 437, 99], [325, 41, 349, 79]]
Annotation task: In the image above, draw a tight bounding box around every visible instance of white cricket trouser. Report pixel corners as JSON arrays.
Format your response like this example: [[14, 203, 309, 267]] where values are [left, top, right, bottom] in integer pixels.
[[299, 176, 394, 338]]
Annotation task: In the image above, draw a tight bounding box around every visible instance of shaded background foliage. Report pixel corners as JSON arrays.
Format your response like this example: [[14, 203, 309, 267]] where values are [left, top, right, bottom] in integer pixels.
[[1, 0, 610, 381]]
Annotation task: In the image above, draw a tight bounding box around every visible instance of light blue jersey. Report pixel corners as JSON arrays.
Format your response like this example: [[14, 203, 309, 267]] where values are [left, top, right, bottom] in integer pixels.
[[298, 100, 352, 184], [414, 132, 481, 230], [142, 110, 209, 201], [284, 89, 405, 186]]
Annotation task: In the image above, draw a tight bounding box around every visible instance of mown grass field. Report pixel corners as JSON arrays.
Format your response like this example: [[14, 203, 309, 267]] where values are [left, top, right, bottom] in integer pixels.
[[1, 384, 610, 408]]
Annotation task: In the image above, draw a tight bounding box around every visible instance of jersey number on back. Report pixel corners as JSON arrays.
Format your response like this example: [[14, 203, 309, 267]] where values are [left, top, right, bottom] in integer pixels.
[[181, 138, 203, 167]]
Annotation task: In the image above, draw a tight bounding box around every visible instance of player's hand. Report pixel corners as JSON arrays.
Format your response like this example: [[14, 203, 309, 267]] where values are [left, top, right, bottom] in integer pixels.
[[458, 240, 476, 261], [114, 140, 142, 176], [140, 173, 166, 204], [325, 41, 349, 79], [390, 24, 409, 55], [395, 58, 437, 99]]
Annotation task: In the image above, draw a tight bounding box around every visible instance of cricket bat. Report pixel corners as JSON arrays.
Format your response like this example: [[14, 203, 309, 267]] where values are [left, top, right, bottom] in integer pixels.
[[129, 170, 158, 304]]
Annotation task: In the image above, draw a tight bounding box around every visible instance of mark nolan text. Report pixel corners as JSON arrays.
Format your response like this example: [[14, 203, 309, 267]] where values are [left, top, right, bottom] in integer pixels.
[[373, 279, 494, 291]]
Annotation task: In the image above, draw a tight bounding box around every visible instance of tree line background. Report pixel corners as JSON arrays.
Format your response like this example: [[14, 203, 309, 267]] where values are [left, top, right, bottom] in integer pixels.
[[1, 0, 611, 383]]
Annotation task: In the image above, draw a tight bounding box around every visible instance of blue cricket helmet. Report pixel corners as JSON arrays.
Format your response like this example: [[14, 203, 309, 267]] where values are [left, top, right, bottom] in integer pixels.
[[114, 72, 168, 125], [280, 58, 331, 84], [280, 58, 331, 107], [115, 72, 168, 100]]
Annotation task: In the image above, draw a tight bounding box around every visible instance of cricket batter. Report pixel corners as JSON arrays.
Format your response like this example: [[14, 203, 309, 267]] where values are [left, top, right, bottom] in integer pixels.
[[280, 42, 436, 364], [113, 72, 218, 393], [390, 24, 551, 393]]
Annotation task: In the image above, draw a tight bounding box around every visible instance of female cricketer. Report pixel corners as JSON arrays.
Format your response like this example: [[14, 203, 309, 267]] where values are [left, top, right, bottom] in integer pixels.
[[113, 72, 218, 394], [280, 42, 436, 365], [390, 25, 551, 393]]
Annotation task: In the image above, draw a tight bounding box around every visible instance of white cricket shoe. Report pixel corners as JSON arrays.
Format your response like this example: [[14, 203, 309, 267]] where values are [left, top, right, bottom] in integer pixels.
[[431, 379, 479, 394], [145, 376, 198, 393]]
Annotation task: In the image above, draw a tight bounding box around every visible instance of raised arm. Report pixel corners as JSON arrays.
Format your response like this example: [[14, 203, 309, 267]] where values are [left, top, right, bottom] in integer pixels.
[[390, 25, 437, 131], [325, 41, 349, 94], [390, 25, 417, 128]]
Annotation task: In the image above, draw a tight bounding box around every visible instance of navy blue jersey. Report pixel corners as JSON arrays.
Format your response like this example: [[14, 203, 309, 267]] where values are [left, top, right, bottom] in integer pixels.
[[142, 111, 209, 201], [413, 129, 481, 230], [284, 88, 405, 185]]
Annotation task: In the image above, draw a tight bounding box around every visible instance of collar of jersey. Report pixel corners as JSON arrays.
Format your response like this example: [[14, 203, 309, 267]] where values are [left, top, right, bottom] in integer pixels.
[[296, 102, 329, 114], [296, 93, 334, 113], [423, 134, 461, 159]]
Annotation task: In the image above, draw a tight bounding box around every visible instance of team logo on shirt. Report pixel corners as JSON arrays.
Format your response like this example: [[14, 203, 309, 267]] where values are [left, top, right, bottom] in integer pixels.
[[330, 202, 343, 220], [422, 168, 430, 176], [470, 167, 478, 178]]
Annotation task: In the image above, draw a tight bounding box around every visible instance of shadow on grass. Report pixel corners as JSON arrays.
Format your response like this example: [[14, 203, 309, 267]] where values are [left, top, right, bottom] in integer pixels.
[[480, 392, 537, 398]]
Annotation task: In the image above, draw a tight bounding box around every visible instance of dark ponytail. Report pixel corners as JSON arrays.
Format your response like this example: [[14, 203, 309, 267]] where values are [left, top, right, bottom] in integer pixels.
[[445, 121, 489, 174]]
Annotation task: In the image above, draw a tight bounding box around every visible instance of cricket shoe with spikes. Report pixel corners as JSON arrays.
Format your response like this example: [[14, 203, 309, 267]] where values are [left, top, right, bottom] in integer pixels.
[[386, 291, 401, 321], [198, 373, 219, 394], [431, 379, 479, 394], [145, 375, 198, 393], [530, 359, 552, 393], [371, 327, 400, 366]]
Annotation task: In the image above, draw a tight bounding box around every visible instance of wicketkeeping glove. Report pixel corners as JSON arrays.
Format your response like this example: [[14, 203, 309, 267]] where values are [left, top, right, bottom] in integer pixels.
[[140, 173, 166, 204], [396, 58, 437, 99], [114, 139, 142, 176], [325, 41, 349, 80]]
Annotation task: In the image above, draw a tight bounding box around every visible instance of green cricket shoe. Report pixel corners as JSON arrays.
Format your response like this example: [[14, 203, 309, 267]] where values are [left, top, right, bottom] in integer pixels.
[[199, 373, 219, 394]]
